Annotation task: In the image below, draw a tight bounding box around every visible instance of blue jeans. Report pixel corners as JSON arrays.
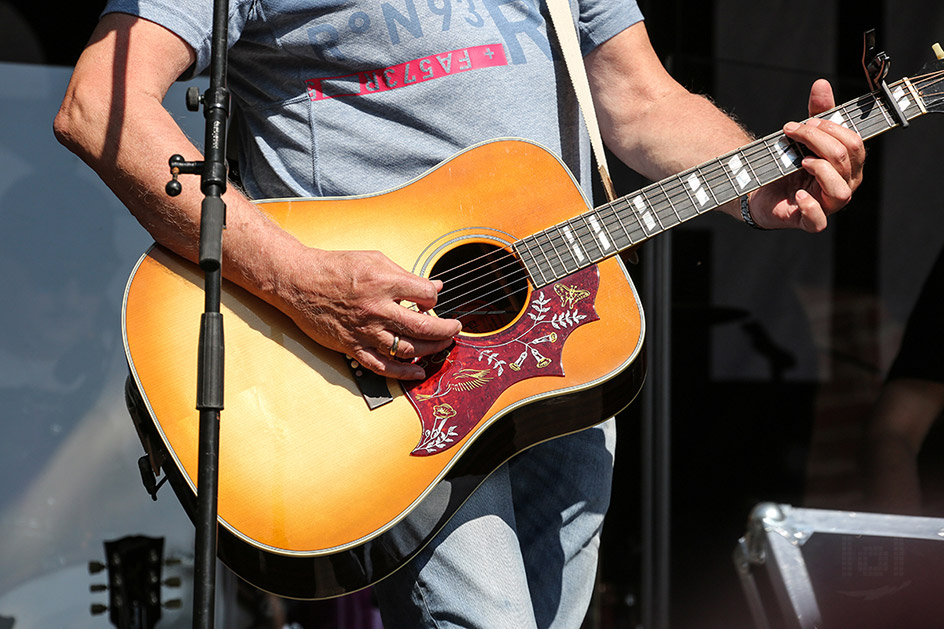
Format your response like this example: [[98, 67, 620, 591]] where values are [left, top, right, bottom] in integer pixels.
[[373, 418, 616, 628]]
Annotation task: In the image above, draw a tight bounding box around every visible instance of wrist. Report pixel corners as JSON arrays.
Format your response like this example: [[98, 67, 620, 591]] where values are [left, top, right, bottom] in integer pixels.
[[740, 192, 766, 230]]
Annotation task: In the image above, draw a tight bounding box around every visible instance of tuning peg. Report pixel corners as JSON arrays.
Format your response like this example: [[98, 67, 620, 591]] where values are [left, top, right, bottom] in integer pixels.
[[163, 576, 182, 588], [88, 561, 106, 575], [90, 603, 108, 616], [164, 557, 182, 567], [89, 584, 108, 593], [934, 43, 944, 60], [163, 599, 183, 610]]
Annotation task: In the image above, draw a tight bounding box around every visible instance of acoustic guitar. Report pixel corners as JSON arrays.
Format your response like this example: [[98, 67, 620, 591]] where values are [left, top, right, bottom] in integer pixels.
[[123, 52, 944, 599]]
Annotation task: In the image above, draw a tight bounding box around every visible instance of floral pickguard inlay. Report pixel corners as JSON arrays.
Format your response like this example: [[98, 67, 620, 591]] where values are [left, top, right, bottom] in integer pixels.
[[403, 267, 600, 456]]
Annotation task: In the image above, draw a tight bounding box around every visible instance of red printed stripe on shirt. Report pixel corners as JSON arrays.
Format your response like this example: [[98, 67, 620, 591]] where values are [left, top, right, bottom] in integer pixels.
[[306, 44, 508, 101]]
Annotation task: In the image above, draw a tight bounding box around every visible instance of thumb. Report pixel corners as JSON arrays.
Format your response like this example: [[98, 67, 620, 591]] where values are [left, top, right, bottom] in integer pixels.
[[808, 78, 836, 116]]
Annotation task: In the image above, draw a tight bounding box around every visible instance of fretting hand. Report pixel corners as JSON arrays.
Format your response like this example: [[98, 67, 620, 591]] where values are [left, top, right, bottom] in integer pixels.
[[747, 79, 866, 231]]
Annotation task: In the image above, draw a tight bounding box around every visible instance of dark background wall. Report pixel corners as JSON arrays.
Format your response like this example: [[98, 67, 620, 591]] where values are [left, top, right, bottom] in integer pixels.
[[603, 2, 944, 628]]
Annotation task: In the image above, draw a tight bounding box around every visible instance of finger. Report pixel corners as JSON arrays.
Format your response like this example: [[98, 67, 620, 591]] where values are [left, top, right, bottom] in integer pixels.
[[353, 347, 427, 380], [806, 116, 865, 148], [795, 189, 828, 233], [387, 305, 462, 341], [808, 78, 836, 116], [784, 120, 853, 182], [390, 273, 443, 311], [806, 117, 867, 184], [800, 155, 853, 211], [383, 333, 454, 360]]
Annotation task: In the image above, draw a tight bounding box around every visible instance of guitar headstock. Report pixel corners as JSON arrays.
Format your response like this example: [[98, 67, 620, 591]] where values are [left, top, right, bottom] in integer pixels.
[[89, 535, 182, 629], [915, 43, 944, 114]]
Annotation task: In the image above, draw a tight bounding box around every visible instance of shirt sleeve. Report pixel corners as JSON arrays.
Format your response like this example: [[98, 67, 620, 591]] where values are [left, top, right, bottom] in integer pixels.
[[101, 0, 256, 79], [578, 0, 644, 55]]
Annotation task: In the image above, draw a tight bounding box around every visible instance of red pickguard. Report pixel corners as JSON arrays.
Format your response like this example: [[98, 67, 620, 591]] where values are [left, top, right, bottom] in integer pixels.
[[403, 267, 600, 456]]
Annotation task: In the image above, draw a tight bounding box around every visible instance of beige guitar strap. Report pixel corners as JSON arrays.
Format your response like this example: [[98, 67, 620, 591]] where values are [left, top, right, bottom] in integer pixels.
[[546, 0, 617, 202]]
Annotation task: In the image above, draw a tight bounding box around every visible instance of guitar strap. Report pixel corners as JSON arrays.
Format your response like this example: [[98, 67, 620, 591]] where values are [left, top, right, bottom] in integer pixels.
[[545, 0, 617, 202]]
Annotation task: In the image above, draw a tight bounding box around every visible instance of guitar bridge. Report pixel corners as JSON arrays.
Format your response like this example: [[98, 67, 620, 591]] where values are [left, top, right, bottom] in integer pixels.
[[346, 356, 394, 409]]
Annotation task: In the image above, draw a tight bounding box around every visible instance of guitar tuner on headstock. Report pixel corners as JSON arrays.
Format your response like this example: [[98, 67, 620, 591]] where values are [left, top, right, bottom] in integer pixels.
[[88, 535, 184, 629], [934, 43, 944, 61]]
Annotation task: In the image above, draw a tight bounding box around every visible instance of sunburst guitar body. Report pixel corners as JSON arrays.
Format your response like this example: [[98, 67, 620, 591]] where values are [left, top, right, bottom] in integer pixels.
[[123, 139, 646, 599], [123, 52, 944, 596]]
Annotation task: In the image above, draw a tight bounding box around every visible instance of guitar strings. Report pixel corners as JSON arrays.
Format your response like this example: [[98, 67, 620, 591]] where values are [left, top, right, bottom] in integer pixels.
[[437, 69, 942, 290], [431, 69, 944, 322], [435, 75, 937, 320]]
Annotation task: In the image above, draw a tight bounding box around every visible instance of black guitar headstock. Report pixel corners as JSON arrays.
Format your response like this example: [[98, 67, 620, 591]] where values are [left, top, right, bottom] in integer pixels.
[[915, 43, 944, 114], [88, 535, 182, 629]]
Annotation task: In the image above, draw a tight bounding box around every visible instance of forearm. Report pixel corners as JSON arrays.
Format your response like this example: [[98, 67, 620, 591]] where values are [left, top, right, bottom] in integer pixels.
[[54, 73, 306, 311], [605, 89, 751, 219], [587, 24, 752, 220]]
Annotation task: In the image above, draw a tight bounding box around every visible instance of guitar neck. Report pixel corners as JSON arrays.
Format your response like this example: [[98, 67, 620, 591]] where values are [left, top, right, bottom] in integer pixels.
[[514, 76, 928, 287]]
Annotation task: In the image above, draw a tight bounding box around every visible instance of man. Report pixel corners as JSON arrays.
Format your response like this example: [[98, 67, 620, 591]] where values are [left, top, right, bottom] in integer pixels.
[[55, 1, 864, 626]]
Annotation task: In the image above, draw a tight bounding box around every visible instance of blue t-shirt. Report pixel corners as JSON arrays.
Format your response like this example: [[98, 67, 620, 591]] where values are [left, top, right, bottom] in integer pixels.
[[104, 0, 643, 201]]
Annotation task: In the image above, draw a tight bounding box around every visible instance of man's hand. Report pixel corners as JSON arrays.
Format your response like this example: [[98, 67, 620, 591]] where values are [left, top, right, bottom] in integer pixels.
[[275, 248, 462, 381], [748, 79, 866, 231]]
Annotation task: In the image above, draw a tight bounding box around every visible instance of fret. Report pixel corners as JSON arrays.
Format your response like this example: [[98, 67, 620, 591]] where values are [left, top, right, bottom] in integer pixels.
[[569, 216, 604, 263], [857, 95, 888, 138], [890, 84, 912, 118], [825, 106, 852, 130], [716, 156, 743, 202], [656, 180, 684, 225], [552, 224, 582, 274], [576, 214, 605, 261], [860, 95, 899, 139], [874, 97, 894, 129], [693, 165, 724, 209], [775, 136, 804, 171], [740, 142, 773, 186], [536, 227, 570, 280], [740, 145, 765, 189], [624, 196, 653, 240], [678, 174, 703, 215], [582, 211, 616, 257], [845, 102, 863, 133], [631, 191, 663, 235], [608, 200, 642, 247], [857, 93, 875, 115], [762, 137, 788, 178], [902, 77, 927, 115], [513, 237, 548, 287], [559, 222, 585, 264], [531, 231, 561, 284], [683, 171, 714, 212]]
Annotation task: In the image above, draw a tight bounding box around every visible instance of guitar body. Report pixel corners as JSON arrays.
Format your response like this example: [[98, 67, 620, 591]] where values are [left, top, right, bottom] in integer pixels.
[[123, 139, 645, 598]]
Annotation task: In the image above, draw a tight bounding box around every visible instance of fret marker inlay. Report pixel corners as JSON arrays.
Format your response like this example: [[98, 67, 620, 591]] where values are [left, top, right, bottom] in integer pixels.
[[727, 154, 752, 190], [633, 195, 657, 232], [562, 225, 586, 263], [774, 137, 800, 169], [686, 174, 710, 206], [828, 111, 849, 128], [892, 85, 911, 112], [588, 215, 612, 251]]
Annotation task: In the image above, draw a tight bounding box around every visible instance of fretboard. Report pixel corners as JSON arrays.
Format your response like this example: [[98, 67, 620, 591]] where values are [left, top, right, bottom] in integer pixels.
[[513, 76, 928, 288]]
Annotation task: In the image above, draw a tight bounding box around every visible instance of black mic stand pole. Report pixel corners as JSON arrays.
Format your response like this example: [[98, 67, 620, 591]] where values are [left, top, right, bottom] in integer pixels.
[[164, 0, 230, 626]]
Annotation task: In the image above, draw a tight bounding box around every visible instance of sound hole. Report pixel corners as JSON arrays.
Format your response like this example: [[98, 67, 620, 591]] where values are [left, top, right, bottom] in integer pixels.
[[430, 242, 530, 334]]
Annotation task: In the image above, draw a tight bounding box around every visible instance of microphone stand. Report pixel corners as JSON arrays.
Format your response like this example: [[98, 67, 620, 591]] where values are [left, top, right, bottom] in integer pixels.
[[164, 0, 230, 626]]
